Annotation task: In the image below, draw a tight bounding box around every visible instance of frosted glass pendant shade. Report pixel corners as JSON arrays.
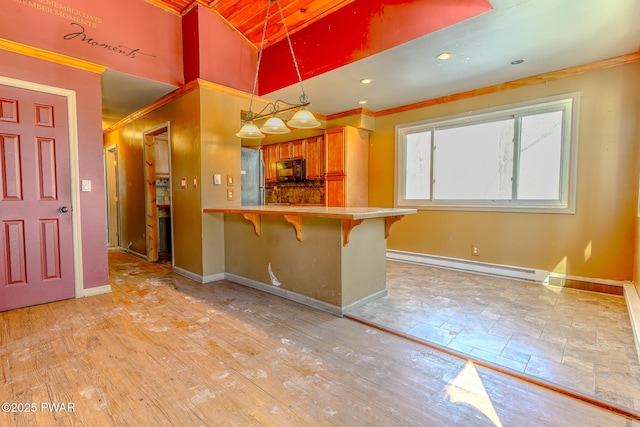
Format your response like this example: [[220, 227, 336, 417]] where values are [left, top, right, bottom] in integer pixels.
[[287, 108, 321, 129], [236, 122, 265, 139], [260, 117, 290, 134]]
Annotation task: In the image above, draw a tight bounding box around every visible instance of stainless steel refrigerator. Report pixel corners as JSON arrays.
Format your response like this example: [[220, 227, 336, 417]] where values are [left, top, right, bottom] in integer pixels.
[[241, 147, 265, 206]]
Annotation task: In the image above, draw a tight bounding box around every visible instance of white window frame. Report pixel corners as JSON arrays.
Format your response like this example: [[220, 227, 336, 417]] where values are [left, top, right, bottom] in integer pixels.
[[395, 92, 580, 213]]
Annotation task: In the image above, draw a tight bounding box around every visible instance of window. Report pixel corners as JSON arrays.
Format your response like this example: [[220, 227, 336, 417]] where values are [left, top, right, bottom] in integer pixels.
[[395, 93, 579, 213]]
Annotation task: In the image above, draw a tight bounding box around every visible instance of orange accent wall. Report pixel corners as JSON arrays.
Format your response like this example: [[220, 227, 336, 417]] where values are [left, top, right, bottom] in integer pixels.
[[368, 62, 640, 282], [0, 0, 184, 86], [0, 49, 108, 289]]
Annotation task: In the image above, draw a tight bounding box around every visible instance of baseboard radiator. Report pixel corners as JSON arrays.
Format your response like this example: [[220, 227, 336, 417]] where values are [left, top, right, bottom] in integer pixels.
[[386, 250, 624, 296]]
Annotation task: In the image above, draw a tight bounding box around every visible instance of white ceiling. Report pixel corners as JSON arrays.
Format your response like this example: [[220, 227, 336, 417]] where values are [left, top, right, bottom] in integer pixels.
[[101, 0, 640, 129], [101, 69, 176, 129]]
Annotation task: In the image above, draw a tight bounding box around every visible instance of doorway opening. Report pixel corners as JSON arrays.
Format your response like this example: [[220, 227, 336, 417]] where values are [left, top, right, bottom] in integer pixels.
[[143, 124, 173, 264], [105, 145, 120, 248]]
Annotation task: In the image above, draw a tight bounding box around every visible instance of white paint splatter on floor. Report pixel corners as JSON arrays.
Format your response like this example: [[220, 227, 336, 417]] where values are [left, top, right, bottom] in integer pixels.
[[323, 406, 337, 416], [243, 369, 268, 379], [80, 386, 108, 410], [145, 325, 169, 332], [191, 389, 216, 405]]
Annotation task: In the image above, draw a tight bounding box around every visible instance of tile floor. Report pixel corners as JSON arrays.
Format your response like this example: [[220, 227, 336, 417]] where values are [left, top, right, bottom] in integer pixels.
[[347, 261, 640, 412]]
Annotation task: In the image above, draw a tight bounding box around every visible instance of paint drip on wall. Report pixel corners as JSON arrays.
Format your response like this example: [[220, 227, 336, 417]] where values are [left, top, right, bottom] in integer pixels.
[[268, 263, 282, 287]]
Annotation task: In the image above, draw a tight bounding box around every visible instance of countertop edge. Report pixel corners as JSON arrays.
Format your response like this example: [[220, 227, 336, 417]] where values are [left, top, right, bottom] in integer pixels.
[[203, 206, 417, 220]]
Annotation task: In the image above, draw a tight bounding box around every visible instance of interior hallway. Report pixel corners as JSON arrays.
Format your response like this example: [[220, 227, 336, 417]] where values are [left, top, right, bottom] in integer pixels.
[[0, 251, 638, 426], [348, 261, 640, 413]]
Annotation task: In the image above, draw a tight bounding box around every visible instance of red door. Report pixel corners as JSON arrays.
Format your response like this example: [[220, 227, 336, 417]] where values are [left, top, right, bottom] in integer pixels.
[[0, 84, 75, 311]]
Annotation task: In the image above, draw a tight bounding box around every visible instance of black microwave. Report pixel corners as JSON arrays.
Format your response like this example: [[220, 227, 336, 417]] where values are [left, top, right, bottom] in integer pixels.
[[276, 158, 306, 182]]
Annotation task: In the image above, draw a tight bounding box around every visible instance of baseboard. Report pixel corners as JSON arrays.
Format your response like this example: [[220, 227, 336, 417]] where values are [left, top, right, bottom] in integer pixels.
[[117, 247, 147, 260], [386, 250, 625, 295], [202, 273, 225, 283], [342, 289, 388, 314], [172, 266, 225, 284], [548, 274, 624, 296], [81, 284, 112, 297], [224, 273, 344, 316], [624, 284, 640, 364]]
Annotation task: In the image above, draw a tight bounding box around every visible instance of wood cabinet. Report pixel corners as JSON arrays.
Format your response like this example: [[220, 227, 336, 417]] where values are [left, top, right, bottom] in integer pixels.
[[325, 130, 345, 176], [305, 136, 324, 180], [324, 175, 345, 207], [154, 136, 170, 177], [263, 144, 279, 182], [264, 137, 321, 182], [324, 126, 369, 207], [278, 139, 305, 160]]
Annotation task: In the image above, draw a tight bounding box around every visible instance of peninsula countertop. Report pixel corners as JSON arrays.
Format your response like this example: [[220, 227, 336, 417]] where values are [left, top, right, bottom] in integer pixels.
[[203, 205, 417, 220], [205, 204, 416, 315]]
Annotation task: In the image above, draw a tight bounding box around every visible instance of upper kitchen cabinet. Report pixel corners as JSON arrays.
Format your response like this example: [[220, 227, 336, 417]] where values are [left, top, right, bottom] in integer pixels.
[[154, 135, 170, 177], [279, 139, 305, 160], [325, 129, 345, 176], [324, 126, 369, 207], [263, 144, 279, 182], [305, 136, 324, 180]]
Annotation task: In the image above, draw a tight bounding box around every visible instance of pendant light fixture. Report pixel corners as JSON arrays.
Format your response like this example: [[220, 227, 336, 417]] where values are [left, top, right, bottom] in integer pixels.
[[236, 0, 321, 139]]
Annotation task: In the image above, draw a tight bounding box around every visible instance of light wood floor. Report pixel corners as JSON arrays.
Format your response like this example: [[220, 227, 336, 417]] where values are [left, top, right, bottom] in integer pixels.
[[0, 250, 638, 426]]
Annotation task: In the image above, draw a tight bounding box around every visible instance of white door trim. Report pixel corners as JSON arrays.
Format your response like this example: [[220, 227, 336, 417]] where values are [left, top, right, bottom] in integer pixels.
[[0, 76, 84, 298], [104, 144, 120, 248], [142, 122, 171, 262]]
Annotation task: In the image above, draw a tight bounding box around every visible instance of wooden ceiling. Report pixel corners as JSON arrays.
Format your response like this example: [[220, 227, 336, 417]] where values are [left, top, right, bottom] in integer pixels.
[[147, 0, 355, 48]]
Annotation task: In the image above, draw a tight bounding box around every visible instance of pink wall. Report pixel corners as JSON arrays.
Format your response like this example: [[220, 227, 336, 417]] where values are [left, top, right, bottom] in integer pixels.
[[1, 0, 184, 86], [186, 5, 256, 92], [0, 50, 108, 290], [1, 0, 491, 96]]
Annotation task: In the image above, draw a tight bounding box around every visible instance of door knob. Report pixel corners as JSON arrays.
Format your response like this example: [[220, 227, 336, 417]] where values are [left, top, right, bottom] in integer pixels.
[[58, 206, 69, 213]]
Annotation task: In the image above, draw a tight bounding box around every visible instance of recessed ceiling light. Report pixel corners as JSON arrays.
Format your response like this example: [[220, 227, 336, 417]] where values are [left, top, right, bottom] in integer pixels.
[[436, 52, 452, 60], [360, 78, 372, 84], [358, 100, 368, 105], [510, 59, 525, 65]]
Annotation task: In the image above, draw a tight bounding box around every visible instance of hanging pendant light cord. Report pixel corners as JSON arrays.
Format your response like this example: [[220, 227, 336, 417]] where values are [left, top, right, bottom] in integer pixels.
[[248, 0, 273, 119], [275, 0, 308, 104]]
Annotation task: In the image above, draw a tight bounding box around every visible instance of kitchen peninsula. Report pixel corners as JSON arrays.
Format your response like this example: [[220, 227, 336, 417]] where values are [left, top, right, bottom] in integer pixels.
[[203, 205, 416, 316]]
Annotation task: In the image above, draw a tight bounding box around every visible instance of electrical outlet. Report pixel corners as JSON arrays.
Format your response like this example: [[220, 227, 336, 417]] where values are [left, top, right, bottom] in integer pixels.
[[471, 244, 479, 256]]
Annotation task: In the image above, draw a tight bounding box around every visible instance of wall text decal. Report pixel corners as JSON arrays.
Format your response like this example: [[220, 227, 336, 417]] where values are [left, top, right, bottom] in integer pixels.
[[14, 0, 102, 29], [63, 23, 155, 60]]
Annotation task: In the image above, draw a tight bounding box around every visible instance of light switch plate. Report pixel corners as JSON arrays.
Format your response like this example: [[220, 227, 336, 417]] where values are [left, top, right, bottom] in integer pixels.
[[214, 174, 221, 185], [81, 180, 91, 192]]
